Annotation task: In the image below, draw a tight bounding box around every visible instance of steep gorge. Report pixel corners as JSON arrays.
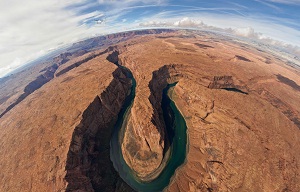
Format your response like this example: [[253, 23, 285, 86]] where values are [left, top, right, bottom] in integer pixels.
[[106, 48, 184, 181], [64, 45, 189, 191], [1, 30, 300, 192], [110, 63, 188, 192], [0, 64, 58, 118], [64, 67, 134, 191]]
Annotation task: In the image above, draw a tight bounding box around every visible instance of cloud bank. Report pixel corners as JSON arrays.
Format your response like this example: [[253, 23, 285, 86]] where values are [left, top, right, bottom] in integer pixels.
[[138, 16, 300, 57], [0, 0, 299, 77]]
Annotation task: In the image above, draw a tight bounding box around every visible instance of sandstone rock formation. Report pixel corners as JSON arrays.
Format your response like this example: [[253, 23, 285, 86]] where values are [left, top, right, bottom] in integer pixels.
[[0, 29, 299, 192], [65, 68, 133, 191]]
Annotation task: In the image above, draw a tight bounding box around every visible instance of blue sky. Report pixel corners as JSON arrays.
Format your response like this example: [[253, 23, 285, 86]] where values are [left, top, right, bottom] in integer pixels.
[[67, 0, 300, 33], [0, 0, 299, 77]]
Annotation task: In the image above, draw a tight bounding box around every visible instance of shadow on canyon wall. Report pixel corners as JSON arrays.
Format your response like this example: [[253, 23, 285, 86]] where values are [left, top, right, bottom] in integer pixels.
[[65, 67, 135, 192]]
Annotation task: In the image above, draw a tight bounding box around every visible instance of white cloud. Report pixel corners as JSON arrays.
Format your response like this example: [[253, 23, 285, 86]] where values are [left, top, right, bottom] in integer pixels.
[[138, 14, 300, 57], [0, 0, 124, 77], [97, 0, 165, 4], [226, 27, 263, 39], [255, 0, 282, 11], [225, 27, 300, 55], [265, 0, 300, 5], [139, 17, 206, 28], [97, 0, 166, 9], [0, 0, 299, 77], [0, 0, 169, 77], [174, 17, 203, 27]]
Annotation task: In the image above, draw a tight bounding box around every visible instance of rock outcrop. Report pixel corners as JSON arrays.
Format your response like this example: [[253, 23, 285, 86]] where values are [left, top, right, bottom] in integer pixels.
[[0, 29, 300, 192], [208, 76, 248, 94], [65, 68, 134, 191], [0, 64, 58, 118], [121, 64, 184, 181]]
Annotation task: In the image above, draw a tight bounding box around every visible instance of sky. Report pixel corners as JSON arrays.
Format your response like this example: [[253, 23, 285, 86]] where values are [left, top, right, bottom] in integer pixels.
[[0, 0, 299, 78]]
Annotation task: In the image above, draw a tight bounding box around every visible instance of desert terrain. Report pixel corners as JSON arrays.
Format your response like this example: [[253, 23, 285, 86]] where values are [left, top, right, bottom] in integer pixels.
[[0, 29, 299, 192]]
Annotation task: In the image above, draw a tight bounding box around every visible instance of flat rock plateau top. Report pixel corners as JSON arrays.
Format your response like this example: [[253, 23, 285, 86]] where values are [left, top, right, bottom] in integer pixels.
[[0, 29, 300, 192]]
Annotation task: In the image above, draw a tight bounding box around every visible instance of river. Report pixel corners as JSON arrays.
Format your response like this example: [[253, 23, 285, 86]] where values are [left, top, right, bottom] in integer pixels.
[[110, 67, 187, 192]]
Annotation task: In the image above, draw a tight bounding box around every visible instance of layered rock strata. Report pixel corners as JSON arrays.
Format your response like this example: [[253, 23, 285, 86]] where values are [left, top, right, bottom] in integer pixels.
[[0, 30, 299, 192], [121, 64, 184, 181], [65, 68, 134, 191]]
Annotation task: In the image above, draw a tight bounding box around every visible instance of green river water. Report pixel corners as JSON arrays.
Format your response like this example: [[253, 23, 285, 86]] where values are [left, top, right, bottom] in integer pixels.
[[110, 67, 187, 192]]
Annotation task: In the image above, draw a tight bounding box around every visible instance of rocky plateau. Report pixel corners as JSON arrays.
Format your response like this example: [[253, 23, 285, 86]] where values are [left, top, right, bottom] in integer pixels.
[[0, 29, 300, 192]]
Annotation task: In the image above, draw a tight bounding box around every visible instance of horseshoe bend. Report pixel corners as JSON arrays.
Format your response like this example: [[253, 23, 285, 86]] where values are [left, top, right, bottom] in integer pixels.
[[0, 29, 300, 192]]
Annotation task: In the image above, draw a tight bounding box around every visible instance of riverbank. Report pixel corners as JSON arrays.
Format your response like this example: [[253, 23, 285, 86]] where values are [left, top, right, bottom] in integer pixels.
[[110, 76, 187, 191]]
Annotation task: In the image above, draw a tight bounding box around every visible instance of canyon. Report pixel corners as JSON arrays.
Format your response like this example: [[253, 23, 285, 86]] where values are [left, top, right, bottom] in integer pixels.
[[0, 29, 300, 192]]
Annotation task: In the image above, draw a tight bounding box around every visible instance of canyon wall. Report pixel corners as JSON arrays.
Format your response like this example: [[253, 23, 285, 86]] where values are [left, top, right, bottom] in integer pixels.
[[0, 30, 300, 192], [65, 68, 134, 191]]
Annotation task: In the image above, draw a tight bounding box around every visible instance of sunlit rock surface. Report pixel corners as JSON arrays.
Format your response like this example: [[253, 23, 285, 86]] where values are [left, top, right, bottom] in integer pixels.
[[0, 29, 299, 192]]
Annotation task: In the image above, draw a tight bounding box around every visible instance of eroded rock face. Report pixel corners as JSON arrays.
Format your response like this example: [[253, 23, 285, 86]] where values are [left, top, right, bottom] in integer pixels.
[[0, 29, 300, 192], [0, 64, 58, 118], [112, 33, 300, 191], [65, 68, 134, 191], [208, 76, 248, 94], [121, 64, 184, 181]]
